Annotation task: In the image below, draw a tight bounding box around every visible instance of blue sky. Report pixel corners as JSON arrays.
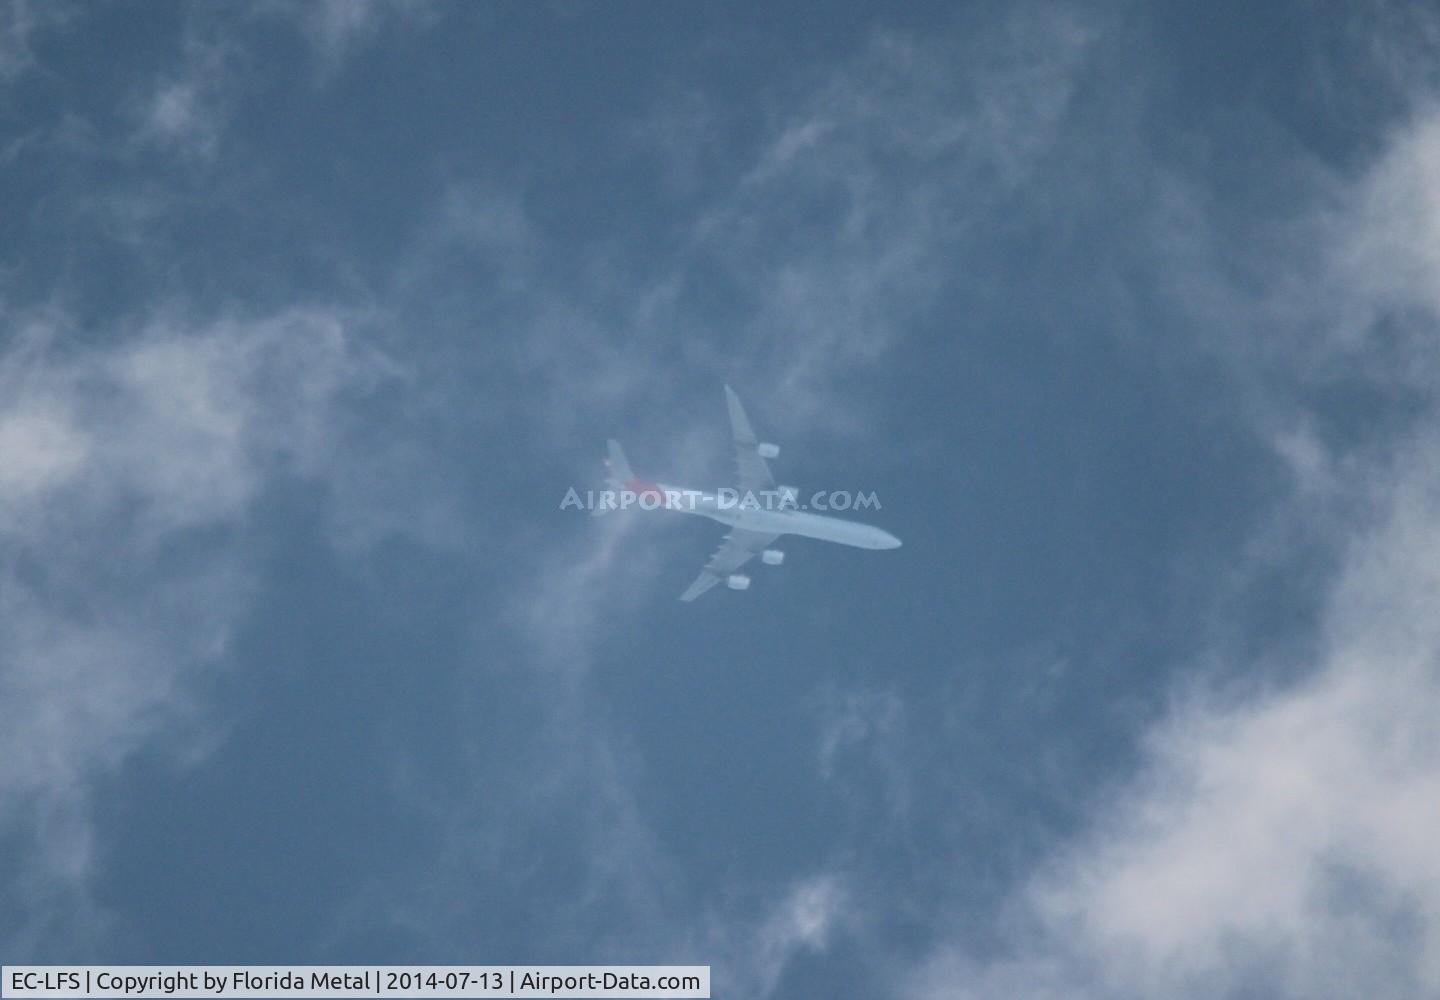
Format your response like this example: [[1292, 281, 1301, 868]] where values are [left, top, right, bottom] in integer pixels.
[[5, 2, 1440, 997]]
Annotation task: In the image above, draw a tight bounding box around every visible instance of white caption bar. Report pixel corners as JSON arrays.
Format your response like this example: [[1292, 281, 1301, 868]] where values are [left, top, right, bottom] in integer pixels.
[[1, 967, 709, 999]]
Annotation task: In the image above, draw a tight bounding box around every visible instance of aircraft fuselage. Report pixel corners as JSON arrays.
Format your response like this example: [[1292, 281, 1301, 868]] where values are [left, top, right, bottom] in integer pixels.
[[645, 482, 902, 550]]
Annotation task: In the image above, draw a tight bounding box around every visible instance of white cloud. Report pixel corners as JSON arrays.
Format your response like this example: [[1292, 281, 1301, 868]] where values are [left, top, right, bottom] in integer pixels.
[[0, 303, 419, 954], [139, 80, 217, 158], [128, 2, 424, 163], [355, 9, 1106, 993], [908, 438, 1440, 1000], [0, 0, 74, 83], [4, 0, 1107, 975], [816, 688, 904, 782], [902, 102, 1440, 1000], [131, 29, 237, 162], [721, 875, 851, 1000], [1339, 110, 1440, 351], [677, 11, 1096, 426], [275, 0, 436, 79], [813, 686, 914, 847], [0, 406, 87, 499]]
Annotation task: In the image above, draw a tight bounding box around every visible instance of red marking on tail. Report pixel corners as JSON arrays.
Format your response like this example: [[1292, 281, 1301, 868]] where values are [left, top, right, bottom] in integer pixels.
[[625, 478, 665, 504]]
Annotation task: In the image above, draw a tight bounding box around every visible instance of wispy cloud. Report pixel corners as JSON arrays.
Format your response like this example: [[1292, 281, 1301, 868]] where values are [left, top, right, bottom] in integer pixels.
[[704, 875, 852, 1000], [908, 434, 1440, 1000], [342, 8, 1104, 994], [27, 5, 1440, 996], [128, 20, 243, 163], [0, 0, 74, 84], [901, 88, 1440, 1000], [260, 0, 436, 80], [0, 303, 420, 956], [667, 9, 1097, 428]]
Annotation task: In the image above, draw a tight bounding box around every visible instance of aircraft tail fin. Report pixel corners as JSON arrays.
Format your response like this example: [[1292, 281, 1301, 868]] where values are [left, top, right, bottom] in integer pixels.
[[604, 439, 634, 488], [595, 440, 637, 518]]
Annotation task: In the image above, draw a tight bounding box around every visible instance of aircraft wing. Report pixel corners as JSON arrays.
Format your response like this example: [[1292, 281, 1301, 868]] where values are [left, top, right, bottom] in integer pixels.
[[679, 526, 781, 601], [724, 384, 776, 492]]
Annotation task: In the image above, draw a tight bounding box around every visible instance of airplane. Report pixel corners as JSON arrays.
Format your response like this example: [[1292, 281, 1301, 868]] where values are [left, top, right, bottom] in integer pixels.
[[603, 384, 902, 601]]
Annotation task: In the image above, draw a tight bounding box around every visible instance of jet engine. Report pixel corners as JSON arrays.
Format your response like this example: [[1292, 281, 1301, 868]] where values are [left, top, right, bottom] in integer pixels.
[[757, 442, 780, 459], [762, 549, 785, 566], [727, 573, 752, 591]]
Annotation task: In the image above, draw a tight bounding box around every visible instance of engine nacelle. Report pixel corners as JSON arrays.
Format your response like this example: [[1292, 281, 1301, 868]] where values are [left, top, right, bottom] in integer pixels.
[[727, 573, 752, 591], [762, 549, 785, 566], [757, 442, 780, 459]]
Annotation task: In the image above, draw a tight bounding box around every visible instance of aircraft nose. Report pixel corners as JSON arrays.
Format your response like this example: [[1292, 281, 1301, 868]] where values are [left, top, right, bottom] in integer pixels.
[[878, 530, 902, 549]]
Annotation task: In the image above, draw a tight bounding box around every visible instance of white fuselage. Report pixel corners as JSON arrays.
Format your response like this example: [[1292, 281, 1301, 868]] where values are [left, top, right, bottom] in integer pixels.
[[648, 483, 901, 550]]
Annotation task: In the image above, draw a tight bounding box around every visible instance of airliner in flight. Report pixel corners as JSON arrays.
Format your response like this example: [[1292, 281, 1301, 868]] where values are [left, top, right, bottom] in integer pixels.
[[604, 385, 901, 601]]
